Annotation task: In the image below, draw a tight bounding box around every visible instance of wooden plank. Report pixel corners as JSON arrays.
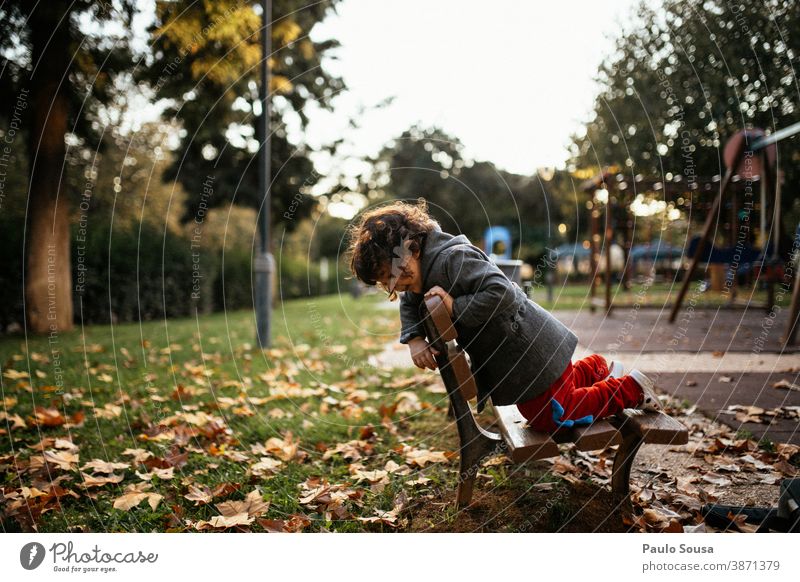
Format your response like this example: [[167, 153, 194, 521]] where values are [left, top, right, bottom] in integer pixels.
[[494, 405, 559, 463], [615, 410, 689, 445], [551, 420, 622, 450], [424, 296, 457, 341], [445, 345, 477, 401]]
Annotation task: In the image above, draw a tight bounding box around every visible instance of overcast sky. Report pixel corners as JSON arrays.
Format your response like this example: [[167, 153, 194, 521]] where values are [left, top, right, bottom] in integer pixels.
[[296, 0, 642, 188]]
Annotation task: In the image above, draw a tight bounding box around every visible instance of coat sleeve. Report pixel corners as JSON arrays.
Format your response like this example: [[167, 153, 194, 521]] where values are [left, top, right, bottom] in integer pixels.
[[444, 246, 519, 328], [398, 291, 425, 344]]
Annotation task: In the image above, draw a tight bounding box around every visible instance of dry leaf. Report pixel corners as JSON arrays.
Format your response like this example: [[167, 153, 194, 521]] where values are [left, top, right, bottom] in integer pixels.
[[82, 459, 130, 474], [80, 473, 124, 488], [773, 379, 800, 392], [215, 490, 269, 518], [195, 513, 254, 530], [184, 485, 213, 506], [702, 472, 732, 487], [403, 448, 450, 468], [43, 450, 79, 471]]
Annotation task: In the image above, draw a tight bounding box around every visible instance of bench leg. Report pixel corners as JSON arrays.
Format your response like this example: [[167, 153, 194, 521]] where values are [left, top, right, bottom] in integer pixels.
[[432, 349, 504, 508], [611, 430, 644, 502], [456, 426, 506, 507], [449, 399, 504, 508]]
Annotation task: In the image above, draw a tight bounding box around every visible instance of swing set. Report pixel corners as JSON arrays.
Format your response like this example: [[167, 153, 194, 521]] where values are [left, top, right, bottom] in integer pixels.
[[580, 122, 800, 348]]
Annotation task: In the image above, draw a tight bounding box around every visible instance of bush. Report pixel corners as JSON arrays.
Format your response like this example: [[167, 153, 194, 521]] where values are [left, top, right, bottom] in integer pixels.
[[72, 222, 207, 324]]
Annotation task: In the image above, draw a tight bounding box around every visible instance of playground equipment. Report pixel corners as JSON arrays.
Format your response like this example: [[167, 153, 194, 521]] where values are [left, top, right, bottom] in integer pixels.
[[580, 171, 737, 313], [668, 127, 780, 322], [483, 225, 523, 285], [581, 121, 800, 348]]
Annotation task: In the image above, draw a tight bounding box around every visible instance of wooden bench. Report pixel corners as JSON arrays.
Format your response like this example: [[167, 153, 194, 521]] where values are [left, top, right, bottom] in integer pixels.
[[419, 295, 689, 507]]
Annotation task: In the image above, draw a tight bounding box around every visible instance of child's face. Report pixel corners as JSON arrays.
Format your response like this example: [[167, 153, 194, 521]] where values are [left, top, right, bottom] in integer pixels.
[[376, 251, 423, 294]]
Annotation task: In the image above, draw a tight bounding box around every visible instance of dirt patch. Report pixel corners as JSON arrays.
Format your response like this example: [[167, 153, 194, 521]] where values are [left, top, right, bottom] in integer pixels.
[[405, 477, 631, 532]]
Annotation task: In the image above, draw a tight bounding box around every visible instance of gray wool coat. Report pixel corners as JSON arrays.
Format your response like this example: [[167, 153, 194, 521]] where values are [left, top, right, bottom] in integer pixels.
[[398, 225, 578, 411]]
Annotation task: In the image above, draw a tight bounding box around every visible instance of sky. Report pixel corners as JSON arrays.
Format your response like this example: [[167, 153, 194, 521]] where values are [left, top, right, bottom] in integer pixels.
[[295, 0, 643, 196]]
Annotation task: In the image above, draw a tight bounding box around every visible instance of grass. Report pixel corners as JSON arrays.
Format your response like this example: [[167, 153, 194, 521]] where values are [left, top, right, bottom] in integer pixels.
[[529, 280, 791, 311], [0, 293, 460, 532]]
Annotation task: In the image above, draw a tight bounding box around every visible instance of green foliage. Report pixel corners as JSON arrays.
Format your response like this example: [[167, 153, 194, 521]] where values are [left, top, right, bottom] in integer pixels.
[[0, 0, 138, 151], [366, 125, 573, 252], [569, 0, 800, 236], [140, 0, 345, 228]]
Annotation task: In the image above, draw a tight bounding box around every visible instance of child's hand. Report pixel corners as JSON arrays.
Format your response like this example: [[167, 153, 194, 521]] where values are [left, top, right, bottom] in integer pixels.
[[408, 337, 440, 370], [424, 286, 454, 317]]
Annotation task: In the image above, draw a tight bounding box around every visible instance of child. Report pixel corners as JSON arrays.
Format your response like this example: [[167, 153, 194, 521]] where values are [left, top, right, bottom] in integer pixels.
[[346, 200, 662, 433]]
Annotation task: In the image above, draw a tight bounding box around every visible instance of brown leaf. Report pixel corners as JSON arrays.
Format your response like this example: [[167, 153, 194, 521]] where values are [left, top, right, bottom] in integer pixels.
[[264, 433, 300, 461], [81, 459, 130, 474], [122, 448, 153, 463], [250, 457, 282, 477], [43, 450, 80, 471], [676, 476, 699, 496], [113, 483, 163, 511], [195, 513, 253, 530], [80, 473, 124, 488], [184, 485, 213, 506], [113, 492, 149, 511], [30, 407, 65, 427], [773, 379, 800, 392], [215, 490, 269, 518], [702, 472, 732, 487], [257, 514, 311, 533], [403, 447, 450, 468], [359, 424, 376, 441]]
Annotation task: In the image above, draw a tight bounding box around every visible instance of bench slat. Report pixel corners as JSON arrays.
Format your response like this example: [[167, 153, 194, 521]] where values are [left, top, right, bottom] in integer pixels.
[[494, 405, 560, 462], [551, 420, 623, 450], [615, 409, 689, 445]]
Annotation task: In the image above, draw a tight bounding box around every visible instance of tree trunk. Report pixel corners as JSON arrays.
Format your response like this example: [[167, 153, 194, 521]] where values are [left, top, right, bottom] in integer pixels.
[[25, 4, 73, 334]]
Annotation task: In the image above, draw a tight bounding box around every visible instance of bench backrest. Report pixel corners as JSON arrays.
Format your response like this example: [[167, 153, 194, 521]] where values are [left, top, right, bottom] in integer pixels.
[[419, 295, 478, 401]]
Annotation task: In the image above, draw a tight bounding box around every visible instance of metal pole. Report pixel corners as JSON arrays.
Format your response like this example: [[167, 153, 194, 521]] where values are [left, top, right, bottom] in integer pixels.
[[751, 120, 800, 151], [669, 165, 738, 323], [255, 0, 274, 348], [604, 192, 613, 314]]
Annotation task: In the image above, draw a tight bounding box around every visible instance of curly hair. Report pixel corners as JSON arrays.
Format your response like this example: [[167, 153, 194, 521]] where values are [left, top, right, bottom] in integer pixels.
[[346, 199, 439, 298]]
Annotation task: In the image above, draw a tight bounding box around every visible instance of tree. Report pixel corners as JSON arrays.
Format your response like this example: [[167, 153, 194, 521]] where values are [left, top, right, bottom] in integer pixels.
[[364, 125, 573, 258], [1, 1, 137, 333], [569, 0, 800, 233], [140, 0, 345, 233]]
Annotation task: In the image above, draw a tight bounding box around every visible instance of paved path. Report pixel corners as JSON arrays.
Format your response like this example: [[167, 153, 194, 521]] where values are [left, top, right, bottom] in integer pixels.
[[558, 307, 799, 353]]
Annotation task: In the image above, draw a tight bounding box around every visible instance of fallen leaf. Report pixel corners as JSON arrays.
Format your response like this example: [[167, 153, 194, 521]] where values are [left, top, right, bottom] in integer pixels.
[[30, 407, 65, 427], [195, 513, 253, 530], [43, 450, 80, 471], [403, 448, 450, 468], [113, 483, 163, 511], [215, 490, 269, 518], [184, 485, 213, 506], [702, 472, 732, 487], [250, 457, 282, 477], [80, 473, 124, 488], [81, 459, 130, 474], [773, 379, 800, 392]]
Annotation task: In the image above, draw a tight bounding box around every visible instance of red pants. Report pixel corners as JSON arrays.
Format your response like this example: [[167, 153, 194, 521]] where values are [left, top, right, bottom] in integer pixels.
[[516, 354, 643, 433]]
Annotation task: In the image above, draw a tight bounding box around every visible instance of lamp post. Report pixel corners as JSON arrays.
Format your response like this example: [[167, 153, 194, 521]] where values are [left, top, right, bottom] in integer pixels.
[[255, 0, 274, 348]]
